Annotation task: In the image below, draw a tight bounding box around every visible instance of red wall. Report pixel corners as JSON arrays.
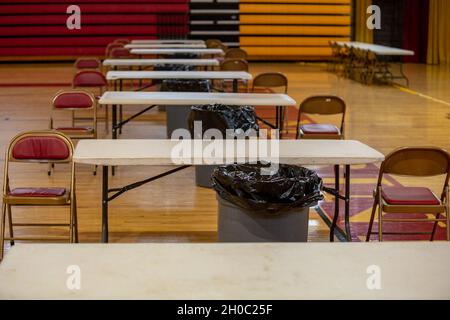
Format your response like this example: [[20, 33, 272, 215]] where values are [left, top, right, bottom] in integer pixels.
[[0, 0, 189, 58]]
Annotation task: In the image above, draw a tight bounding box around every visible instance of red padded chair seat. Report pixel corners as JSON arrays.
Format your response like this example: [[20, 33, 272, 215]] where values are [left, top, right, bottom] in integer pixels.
[[9, 188, 66, 198], [76, 59, 100, 69], [301, 124, 340, 135], [382, 187, 440, 206], [54, 92, 93, 109], [12, 136, 70, 160]]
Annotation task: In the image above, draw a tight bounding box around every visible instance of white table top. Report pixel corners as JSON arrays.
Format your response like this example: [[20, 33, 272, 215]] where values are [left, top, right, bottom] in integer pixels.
[[125, 44, 207, 49], [103, 59, 220, 67], [131, 48, 224, 55], [99, 91, 296, 106], [106, 71, 252, 81], [336, 41, 415, 56], [73, 139, 385, 166], [1, 243, 449, 300], [132, 39, 205, 44]]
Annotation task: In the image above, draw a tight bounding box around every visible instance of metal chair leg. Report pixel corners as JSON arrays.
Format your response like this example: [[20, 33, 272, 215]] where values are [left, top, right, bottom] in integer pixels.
[[7, 205, 14, 246], [72, 193, 79, 243], [378, 190, 383, 242], [366, 196, 378, 242], [0, 203, 6, 261]]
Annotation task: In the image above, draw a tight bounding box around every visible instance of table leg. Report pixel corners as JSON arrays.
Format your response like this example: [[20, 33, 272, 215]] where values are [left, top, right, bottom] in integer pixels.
[[111, 104, 117, 176], [119, 79, 123, 135], [101, 166, 109, 243], [232, 79, 238, 93], [344, 165, 352, 241], [330, 165, 340, 242]]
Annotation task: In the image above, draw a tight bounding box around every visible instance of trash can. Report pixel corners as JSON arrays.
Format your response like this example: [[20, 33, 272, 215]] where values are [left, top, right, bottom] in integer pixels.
[[212, 164, 323, 242], [161, 79, 211, 137], [164, 53, 201, 59], [155, 64, 196, 112], [188, 104, 259, 188]]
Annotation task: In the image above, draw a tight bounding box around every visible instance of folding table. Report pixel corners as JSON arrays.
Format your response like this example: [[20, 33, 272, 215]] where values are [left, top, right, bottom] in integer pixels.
[[106, 70, 251, 94], [130, 48, 224, 56], [131, 39, 205, 45], [336, 41, 414, 85], [103, 59, 220, 68], [125, 44, 207, 49], [1, 243, 449, 299], [98, 91, 294, 140], [73, 139, 385, 243]]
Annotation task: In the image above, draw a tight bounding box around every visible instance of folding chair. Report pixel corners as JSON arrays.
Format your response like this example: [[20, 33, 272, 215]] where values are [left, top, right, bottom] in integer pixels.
[[366, 147, 450, 242], [0, 131, 77, 261], [74, 57, 101, 71], [225, 48, 248, 60], [251, 72, 289, 134], [50, 90, 97, 175], [295, 96, 346, 140], [72, 70, 108, 133], [220, 59, 249, 92]]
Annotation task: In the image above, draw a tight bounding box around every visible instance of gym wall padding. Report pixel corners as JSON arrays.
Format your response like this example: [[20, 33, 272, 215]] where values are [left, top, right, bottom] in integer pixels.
[[0, 0, 189, 60]]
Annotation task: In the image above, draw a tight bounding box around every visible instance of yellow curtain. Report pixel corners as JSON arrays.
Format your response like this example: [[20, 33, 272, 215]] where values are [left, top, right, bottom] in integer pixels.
[[427, 0, 450, 64], [355, 0, 374, 43]]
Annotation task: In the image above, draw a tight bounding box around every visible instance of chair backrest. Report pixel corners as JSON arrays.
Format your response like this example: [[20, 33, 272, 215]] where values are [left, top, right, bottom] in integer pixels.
[[380, 147, 450, 178], [7, 131, 74, 164], [220, 59, 249, 71], [105, 43, 124, 57], [225, 48, 248, 60], [110, 47, 132, 59], [74, 58, 101, 70], [208, 42, 228, 51], [206, 39, 222, 48], [73, 70, 107, 89], [299, 96, 346, 115], [52, 90, 95, 111], [114, 39, 130, 45], [252, 72, 288, 93]]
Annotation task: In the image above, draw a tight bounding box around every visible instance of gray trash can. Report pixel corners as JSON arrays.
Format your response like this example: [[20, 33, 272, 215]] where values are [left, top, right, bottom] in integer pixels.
[[188, 104, 259, 188], [166, 105, 192, 138], [213, 164, 323, 243], [217, 196, 310, 242], [161, 79, 211, 138]]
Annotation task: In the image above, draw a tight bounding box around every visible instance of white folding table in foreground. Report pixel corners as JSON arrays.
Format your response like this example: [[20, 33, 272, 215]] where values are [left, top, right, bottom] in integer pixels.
[[1, 243, 449, 299], [73, 139, 385, 243]]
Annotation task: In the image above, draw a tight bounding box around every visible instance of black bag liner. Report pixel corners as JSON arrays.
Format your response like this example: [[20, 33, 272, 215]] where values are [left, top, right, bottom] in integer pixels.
[[154, 64, 195, 71], [188, 104, 259, 137], [212, 164, 323, 214], [161, 79, 211, 92]]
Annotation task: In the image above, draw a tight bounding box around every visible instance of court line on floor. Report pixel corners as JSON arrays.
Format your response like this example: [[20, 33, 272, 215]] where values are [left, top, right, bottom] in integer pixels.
[[393, 84, 450, 107]]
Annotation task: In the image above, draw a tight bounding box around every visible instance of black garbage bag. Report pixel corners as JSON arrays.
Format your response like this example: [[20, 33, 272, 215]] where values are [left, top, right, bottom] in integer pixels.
[[154, 64, 195, 71], [212, 164, 323, 214], [161, 79, 211, 92], [188, 104, 259, 138], [165, 53, 201, 59]]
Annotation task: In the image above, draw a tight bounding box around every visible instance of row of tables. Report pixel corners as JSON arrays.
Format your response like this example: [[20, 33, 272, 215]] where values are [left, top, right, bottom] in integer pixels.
[[93, 39, 386, 243]]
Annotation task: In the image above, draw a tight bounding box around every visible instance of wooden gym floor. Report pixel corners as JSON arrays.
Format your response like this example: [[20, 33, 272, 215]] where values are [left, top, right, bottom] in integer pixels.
[[0, 62, 449, 248]]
